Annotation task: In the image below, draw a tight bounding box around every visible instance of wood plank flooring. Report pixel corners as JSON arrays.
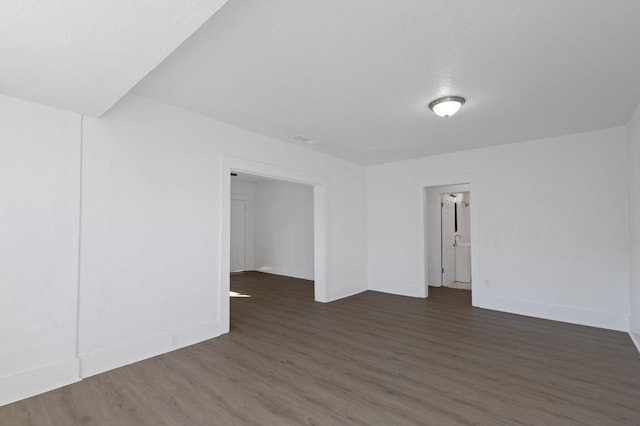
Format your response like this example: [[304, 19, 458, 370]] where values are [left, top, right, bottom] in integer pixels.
[[2, 271, 640, 425]]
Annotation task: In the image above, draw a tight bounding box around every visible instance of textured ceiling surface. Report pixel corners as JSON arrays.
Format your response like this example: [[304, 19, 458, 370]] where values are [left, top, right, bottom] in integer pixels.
[[134, 0, 640, 164], [2, 1, 639, 163], [0, 0, 228, 116]]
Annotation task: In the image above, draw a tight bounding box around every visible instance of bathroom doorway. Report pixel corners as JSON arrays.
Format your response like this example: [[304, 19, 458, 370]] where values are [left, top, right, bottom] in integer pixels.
[[440, 192, 471, 290], [418, 174, 479, 305], [424, 184, 472, 291]]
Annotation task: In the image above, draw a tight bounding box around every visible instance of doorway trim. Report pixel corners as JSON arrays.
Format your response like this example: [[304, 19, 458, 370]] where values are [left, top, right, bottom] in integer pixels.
[[220, 156, 329, 334], [416, 174, 480, 306]]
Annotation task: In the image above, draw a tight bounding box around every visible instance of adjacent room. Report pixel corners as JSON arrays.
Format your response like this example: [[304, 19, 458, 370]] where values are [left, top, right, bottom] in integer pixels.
[[230, 171, 315, 301], [424, 184, 474, 293], [230, 173, 314, 280], [1, 0, 640, 424]]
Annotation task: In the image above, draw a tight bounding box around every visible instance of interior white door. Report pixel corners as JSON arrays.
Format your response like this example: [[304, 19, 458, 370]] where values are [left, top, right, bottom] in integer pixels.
[[230, 198, 246, 272], [441, 196, 456, 285]]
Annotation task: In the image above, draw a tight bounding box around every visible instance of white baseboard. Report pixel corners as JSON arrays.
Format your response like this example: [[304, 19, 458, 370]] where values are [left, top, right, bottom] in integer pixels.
[[327, 282, 367, 302], [630, 317, 640, 354], [80, 320, 221, 378], [255, 266, 314, 281], [630, 332, 640, 354], [363, 283, 629, 332], [0, 359, 80, 407], [368, 281, 426, 298], [479, 294, 629, 332]]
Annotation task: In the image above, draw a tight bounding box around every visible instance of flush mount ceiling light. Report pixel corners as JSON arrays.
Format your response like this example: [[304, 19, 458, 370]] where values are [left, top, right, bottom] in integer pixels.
[[428, 96, 466, 118]]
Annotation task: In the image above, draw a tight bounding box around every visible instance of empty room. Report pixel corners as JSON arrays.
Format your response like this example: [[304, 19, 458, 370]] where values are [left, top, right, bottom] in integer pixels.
[[1, 1, 640, 424]]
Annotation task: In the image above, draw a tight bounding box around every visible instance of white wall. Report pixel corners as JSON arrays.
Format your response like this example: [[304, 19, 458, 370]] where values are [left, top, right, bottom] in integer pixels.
[[78, 93, 367, 377], [425, 184, 470, 286], [231, 180, 256, 270], [368, 127, 630, 331], [628, 103, 640, 348], [255, 180, 314, 280], [0, 91, 367, 404], [0, 95, 81, 405]]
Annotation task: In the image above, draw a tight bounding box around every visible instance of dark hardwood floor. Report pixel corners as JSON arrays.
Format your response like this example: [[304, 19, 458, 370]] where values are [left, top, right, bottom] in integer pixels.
[[2, 271, 640, 425]]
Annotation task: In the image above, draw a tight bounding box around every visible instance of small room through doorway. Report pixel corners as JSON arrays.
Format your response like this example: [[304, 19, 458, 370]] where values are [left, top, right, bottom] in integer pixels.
[[425, 184, 472, 294], [441, 192, 471, 290], [220, 156, 328, 335], [230, 171, 315, 291]]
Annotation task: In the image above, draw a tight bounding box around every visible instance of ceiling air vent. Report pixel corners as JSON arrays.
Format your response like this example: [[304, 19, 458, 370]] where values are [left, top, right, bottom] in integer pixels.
[[291, 135, 315, 144]]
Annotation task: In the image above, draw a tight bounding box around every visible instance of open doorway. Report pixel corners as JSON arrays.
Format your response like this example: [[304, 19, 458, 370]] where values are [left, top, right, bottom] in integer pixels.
[[220, 156, 328, 334], [229, 172, 315, 328], [440, 192, 471, 290], [417, 174, 479, 305], [230, 172, 314, 280], [425, 184, 471, 293]]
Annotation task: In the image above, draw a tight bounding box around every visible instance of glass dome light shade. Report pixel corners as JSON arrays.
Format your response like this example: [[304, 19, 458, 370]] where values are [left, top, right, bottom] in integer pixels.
[[429, 96, 465, 118]]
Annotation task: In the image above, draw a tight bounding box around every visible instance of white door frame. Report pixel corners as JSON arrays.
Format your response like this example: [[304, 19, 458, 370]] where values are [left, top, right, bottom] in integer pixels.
[[220, 156, 329, 334], [441, 195, 456, 286], [417, 174, 480, 306]]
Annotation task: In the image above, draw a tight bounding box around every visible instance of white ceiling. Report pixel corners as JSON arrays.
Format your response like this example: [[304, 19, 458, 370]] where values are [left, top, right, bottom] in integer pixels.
[[0, 0, 228, 117], [2, 1, 639, 164], [133, 0, 640, 165]]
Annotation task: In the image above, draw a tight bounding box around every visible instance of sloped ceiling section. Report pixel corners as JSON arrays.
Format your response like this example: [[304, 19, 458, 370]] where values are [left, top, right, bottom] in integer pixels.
[[0, 0, 229, 117]]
